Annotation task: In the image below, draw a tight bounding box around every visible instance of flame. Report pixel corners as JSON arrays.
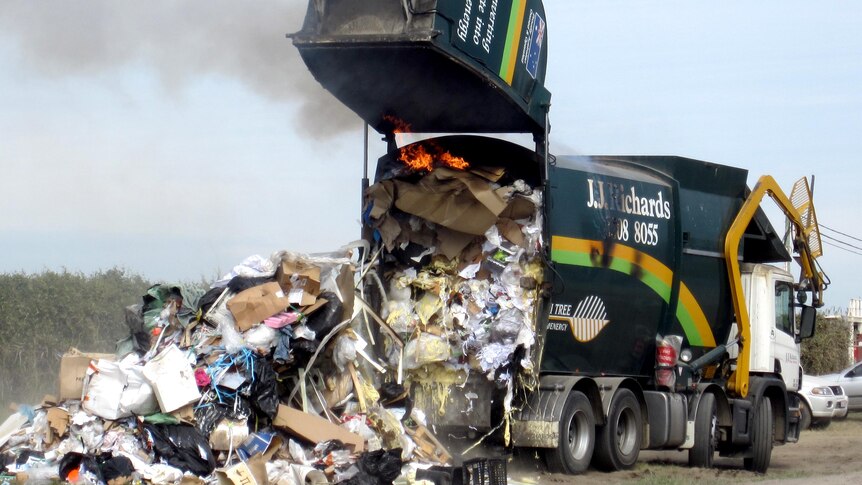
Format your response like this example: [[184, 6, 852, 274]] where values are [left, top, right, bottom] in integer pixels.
[[399, 143, 434, 171], [397, 142, 470, 172], [439, 151, 469, 170], [385, 115, 470, 172]]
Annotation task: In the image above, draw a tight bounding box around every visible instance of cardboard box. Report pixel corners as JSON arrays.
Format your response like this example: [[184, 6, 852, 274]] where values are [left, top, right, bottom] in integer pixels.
[[215, 458, 267, 485], [142, 345, 201, 413], [58, 350, 116, 401], [273, 405, 364, 452], [227, 282, 292, 331], [275, 261, 321, 307]]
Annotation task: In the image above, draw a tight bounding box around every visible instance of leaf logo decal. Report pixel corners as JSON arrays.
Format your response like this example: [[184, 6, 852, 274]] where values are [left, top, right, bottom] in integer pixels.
[[571, 295, 610, 342]]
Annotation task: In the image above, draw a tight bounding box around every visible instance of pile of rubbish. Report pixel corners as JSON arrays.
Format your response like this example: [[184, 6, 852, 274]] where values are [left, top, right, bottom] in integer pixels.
[[0, 153, 541, 485]]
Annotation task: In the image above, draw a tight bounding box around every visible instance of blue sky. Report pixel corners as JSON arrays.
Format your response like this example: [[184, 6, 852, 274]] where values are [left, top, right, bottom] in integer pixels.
[[0, 1, 860, 308]]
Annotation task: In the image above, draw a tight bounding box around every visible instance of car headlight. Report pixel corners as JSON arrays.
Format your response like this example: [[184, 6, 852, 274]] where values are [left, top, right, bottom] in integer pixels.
[[810, 386, 834, 396]]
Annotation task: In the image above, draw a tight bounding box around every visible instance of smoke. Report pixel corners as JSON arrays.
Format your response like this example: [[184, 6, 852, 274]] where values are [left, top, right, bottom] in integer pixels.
[[0, 0, 356, 137]]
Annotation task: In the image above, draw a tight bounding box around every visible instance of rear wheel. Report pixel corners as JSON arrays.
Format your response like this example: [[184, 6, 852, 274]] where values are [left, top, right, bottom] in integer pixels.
[[592, 389, 642, 471], [688, 392, 718, 468], [545, 391, 595, 474], [743, 396, 774, 473], [799, 401, 812, 430]]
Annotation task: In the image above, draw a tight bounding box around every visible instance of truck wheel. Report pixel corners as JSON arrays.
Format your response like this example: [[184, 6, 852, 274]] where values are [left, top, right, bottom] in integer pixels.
[[592, 388, 642, 471], [688, 392, 718, 468], [545, 391, 595, 474], [799, 401, 812, 430], [743, 396, 773, 473]]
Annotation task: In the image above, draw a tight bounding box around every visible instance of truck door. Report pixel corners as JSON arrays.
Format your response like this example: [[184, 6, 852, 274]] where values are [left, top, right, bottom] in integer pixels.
[[773, 280, 800, 390]]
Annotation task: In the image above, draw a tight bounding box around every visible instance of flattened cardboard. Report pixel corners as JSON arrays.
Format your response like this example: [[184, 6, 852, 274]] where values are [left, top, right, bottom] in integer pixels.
[[469, 165, 506, 182], [365, 179, 395, 219], [58, 350, 116, 401], [436, 226, 476, 260], [496, 218, 526, 247], [227, 282, 292, 331], [46, 407, 69, 441], [275, 261, 321, 307], [394, 168, 509, 236], [499, 195, 536, 221], [273, 405, 364, 452]]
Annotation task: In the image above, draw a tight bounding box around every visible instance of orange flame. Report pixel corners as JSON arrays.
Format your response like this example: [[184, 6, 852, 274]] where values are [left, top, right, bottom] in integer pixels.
[[399, 143, 435, 171], [384, 116, 470, 172]]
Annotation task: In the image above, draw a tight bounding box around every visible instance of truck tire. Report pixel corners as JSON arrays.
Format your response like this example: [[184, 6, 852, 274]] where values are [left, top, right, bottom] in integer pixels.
[[799, 400, 812, 430], [743, 396, 773, 473], [545, 391, 595, 474], [592, 388, 642, 471], [688, 392, 718, 468]]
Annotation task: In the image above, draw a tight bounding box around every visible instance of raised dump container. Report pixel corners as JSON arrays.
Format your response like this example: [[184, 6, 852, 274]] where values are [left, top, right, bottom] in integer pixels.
[[292, 0, 551, 135]]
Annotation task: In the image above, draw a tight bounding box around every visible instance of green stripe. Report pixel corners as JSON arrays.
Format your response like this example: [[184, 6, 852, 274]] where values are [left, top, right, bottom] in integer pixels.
[[499, 0, 522, 81], [675, 306, 704, 346], [552, 248, 702, 344]]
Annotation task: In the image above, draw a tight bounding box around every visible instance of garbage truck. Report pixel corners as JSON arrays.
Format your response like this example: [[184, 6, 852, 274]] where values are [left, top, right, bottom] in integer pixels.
[[291, 0, 828, 474]]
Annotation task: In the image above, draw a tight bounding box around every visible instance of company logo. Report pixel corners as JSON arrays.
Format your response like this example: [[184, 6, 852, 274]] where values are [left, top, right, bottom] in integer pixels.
[[548, 295, 610, 342]]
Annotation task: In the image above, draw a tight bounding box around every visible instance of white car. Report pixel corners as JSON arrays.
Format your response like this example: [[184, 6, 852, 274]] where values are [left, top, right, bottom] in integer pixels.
[[817, 361, 862, 412], [799, 374, 849, 429]]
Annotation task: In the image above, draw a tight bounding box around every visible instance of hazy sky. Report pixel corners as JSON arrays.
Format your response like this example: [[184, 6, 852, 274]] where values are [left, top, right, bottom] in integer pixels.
[[1, 1, 860, 308]]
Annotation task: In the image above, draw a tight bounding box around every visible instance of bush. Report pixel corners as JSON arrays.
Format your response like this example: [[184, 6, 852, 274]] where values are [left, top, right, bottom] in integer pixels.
[[801, 309, 852, 375], [0, 268, 150, 416]]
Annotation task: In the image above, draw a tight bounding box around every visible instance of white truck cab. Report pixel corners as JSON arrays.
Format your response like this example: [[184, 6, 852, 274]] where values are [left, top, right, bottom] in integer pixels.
[[741, 262, 801, 391]]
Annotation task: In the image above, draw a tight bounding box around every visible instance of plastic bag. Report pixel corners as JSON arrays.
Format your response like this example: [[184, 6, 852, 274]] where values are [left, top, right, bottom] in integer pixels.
[[306, 291, 344, 339], [143, 424, 216, 476], [403, 333, 451, 370], [248, 355, 279, 420], [338, 448, 403, 485]]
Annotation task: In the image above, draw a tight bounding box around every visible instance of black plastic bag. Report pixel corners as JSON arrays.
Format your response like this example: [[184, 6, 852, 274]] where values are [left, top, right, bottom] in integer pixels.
[[143, 424, 216, 476], [58, 452, 104, 484], [248, 355, 279, 419], [306, 291, 344, 338], [339, 448, 403, 485], [59, 452, 135, 484], [378, 382, 413, 422], [198, 286, 227, 317], [227, 275, 275, 294], [100, 455, 135, 482], [195, 398, 252, 435]]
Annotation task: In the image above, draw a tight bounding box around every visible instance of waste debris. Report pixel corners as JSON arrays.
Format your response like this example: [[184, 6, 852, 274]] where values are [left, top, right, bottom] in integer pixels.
[[1, 153, 537, 484]]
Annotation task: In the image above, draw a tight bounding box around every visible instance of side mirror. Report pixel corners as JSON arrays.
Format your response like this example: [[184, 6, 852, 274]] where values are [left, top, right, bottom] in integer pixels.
[[798, 306, 816, 340]]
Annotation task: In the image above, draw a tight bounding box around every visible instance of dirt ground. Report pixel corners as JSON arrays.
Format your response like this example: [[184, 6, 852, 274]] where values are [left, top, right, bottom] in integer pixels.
[[504, 413, 862, 485]]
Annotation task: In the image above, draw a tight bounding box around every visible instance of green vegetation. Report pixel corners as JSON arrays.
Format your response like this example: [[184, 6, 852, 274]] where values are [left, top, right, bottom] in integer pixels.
[[801, 310, 851, 375], [0, 269, 150, 417]]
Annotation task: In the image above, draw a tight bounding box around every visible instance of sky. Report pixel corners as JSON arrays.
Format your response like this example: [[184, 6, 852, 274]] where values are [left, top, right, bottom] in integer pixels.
[[0, 1, 860, 309]]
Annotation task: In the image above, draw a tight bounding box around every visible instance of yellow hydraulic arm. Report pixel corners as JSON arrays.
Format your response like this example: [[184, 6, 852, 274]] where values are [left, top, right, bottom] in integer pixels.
[[723, 176, 825, 398]]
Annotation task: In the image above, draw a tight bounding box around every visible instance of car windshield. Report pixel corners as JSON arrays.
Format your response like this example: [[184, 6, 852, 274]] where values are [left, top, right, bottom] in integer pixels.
[[845, 363, 862, 378]]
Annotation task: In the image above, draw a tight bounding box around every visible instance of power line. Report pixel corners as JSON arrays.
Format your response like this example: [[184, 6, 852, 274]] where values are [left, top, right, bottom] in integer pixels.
[[823, 240, 862, 257], [821, 233, 862, 253], [821, 223, 862, 243]]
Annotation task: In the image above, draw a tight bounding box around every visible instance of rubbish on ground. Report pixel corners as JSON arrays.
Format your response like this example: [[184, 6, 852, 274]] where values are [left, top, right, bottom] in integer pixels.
[[2, 157, 537, 483]]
